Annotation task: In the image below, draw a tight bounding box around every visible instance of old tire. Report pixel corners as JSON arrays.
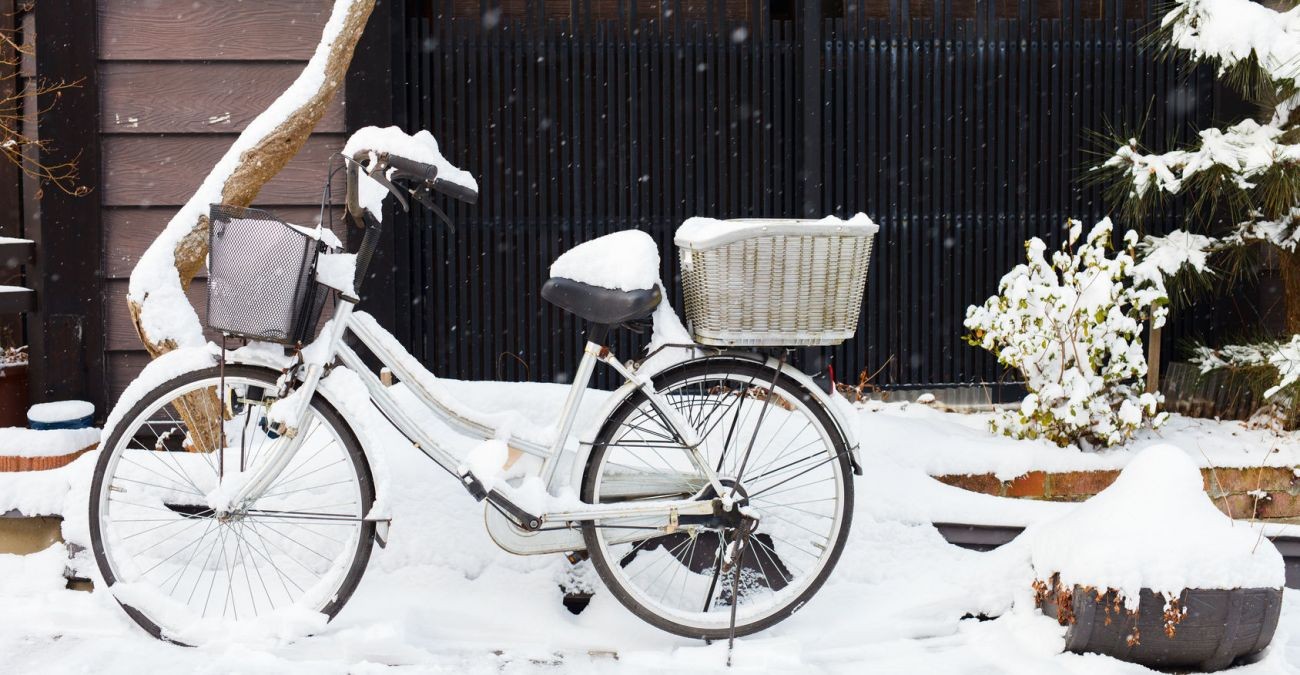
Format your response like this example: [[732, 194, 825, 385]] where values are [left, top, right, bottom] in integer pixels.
[[1041, 585, 1283, 671]]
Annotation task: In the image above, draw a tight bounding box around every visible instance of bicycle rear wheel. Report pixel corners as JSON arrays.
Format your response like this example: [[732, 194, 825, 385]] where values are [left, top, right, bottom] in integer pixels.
[[581, 357, 854, 639], [89, 365, 376, 645]]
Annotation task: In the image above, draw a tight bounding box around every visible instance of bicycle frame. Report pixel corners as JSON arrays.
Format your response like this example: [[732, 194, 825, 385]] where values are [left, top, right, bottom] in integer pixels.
[[226, 152, 727, 534]]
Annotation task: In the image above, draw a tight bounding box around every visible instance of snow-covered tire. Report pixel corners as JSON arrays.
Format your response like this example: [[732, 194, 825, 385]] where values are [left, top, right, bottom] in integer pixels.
[[1043, 585, 1283, 671], [581, 357, 855, 640], [89, 365, 376, 645]]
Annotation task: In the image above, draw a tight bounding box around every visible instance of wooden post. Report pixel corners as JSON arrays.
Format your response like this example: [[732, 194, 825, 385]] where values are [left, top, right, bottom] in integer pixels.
[[27, 0, 104, 415], [1146, 323, 1162, 395]]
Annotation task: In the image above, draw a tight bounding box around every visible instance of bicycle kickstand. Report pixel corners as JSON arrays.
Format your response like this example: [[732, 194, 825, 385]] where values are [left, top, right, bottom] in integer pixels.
[[725, 514, 760, 667]]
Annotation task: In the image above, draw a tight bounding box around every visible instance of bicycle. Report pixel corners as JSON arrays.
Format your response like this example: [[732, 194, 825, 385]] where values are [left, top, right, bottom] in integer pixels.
[[89, 140, 874, 647]]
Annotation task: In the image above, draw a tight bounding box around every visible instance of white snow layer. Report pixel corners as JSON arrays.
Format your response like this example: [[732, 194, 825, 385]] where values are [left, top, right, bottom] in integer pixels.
[[1164, 0, 1300, 85], [342, 126, 478, 191], [315, 252, 357, 296], [675, 213, 878, 249], [26, 400, 95, 424], [8, 378, 1300, 671], [127, 0, 363, 349], [341, 126, 478, 223], [1137, 229, 1216, 278], [1029, 445, 1284, 606], [0, 427, 99, 458], [548, 229, 661, 291]]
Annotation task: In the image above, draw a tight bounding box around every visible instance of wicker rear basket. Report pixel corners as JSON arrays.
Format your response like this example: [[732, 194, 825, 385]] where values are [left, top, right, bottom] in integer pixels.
[[675, 216, 878, 347]]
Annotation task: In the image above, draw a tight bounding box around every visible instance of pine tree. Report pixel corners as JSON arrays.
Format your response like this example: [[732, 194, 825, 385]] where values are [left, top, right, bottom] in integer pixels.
[[1096, 0, 1300, 413]]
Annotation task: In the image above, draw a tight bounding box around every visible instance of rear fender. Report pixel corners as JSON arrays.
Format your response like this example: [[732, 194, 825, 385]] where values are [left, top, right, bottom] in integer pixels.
[[569, 352, 862, 491]]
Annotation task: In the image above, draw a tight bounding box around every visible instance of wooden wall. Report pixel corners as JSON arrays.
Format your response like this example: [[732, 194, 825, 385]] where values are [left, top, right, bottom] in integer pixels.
[[98, 0, 347, 401]]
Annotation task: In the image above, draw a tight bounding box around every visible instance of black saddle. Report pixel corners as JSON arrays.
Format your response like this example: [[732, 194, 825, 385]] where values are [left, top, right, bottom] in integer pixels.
[[541, 277, 661, 326]]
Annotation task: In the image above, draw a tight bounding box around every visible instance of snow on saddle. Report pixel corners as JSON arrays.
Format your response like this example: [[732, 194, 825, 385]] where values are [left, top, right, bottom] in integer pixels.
[[543, 230, 662, 326]]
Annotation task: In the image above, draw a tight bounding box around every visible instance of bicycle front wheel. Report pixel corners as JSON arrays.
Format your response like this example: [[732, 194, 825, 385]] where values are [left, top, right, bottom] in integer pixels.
[[581, 356, 854, 639], [89, 365, 376, 645]]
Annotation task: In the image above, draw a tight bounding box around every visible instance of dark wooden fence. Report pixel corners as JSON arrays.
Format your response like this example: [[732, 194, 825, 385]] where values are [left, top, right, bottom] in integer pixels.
[[387, 0, 1217, 392]]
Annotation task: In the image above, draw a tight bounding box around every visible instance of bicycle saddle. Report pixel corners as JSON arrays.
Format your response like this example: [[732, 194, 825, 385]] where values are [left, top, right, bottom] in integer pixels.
[[541, 277, 661, 326]]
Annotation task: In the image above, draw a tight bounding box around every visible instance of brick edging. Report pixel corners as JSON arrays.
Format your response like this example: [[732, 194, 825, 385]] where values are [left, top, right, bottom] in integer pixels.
[[936, 466, 1300, 520], [0, 444, 97, 472]]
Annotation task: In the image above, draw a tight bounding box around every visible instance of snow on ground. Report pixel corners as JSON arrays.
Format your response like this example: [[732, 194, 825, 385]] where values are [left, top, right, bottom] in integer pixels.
[[4, 378, 1300, 673], [0, 426, 98, 459], [1029, 445, 1285, 605], [862, 397, 1300, 481]]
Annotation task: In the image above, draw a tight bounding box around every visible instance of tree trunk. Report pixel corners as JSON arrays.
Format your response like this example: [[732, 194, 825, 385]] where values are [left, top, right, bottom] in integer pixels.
[[1281, 249, 1300, 336], [125, 0, 376, 451]]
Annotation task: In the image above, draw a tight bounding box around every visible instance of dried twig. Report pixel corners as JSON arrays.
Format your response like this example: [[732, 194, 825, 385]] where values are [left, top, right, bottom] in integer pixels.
[[0, 21, 88, 195]]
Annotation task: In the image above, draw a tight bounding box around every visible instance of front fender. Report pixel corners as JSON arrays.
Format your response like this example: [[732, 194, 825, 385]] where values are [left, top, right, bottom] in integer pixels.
[[567, 352, 863, 490]]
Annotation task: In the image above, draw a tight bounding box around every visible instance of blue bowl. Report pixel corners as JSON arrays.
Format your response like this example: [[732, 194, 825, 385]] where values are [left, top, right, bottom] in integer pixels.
[[29, 414, 95, 430]]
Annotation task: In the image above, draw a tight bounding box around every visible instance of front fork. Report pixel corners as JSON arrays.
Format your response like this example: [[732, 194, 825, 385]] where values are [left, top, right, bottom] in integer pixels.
[[224, 301, 356, 512]]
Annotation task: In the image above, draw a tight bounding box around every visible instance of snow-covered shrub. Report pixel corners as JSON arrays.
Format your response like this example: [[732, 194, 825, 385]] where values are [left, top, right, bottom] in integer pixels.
[[964, 218, 1170, 447]]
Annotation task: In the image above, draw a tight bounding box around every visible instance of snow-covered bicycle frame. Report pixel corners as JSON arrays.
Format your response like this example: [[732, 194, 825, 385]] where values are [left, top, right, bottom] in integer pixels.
[[218, 149, 861, 555]]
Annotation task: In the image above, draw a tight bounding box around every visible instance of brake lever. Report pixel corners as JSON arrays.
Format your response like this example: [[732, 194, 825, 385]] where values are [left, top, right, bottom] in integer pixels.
[[370, 167, 409, 212], [411, 185, 456, 233]]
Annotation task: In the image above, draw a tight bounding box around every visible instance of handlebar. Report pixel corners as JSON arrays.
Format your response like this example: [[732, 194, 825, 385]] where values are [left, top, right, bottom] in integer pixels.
[[385, 154, 438, 182], [343, 147, 478, 295], [384, 154, 479, 204]]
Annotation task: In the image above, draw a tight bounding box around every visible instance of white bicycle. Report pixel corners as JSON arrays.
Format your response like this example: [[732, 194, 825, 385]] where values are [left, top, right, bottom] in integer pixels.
[[90, 141, 870, 645]]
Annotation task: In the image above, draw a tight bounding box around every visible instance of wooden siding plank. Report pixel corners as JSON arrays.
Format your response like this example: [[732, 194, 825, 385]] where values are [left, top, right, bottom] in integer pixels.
[[97, 0, 334, 61], [100, 63, 345, 134], [101, 134, 346, 206], [107, 352, 151, 403], [104, 279, 211, 352], [104, 206, 339, 278]]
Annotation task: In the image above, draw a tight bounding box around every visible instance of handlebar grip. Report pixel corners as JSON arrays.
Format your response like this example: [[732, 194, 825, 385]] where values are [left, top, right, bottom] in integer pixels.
[[384, 154, 438, 183], [385, 154, 479, 204], [432, 177, 479, 204]]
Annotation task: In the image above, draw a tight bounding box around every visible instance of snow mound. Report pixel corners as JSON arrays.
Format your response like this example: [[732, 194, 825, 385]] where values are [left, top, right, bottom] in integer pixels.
[[1030, 444, 1284, 605], [27, 400, 94, 424], [0, 427, 99, 458], [548, 230, 661, 291]]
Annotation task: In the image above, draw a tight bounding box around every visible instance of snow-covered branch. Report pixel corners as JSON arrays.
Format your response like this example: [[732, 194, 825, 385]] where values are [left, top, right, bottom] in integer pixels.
[[1104, 121, 1300, 199], [1162, 0, 1300, 86], [1134, 230, 1217, 279], [128, 0, 375, 353], [1227, 207, 1300, 251], [1191, 336, 1300, 399]]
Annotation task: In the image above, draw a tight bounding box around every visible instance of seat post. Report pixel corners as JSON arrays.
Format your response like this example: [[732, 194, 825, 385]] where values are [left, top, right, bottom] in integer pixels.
[[586, 323, 610, 347]]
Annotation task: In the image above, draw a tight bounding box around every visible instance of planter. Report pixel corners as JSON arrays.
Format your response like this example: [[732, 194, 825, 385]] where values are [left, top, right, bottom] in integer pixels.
[[0, 443, 97, 472], [1039, 582, 1283, 671], [0, 362, 28, 427], [27, 400, 95, 430]]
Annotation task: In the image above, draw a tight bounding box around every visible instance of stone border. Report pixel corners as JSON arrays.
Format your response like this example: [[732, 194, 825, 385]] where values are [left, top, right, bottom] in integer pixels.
[[936, 466, 1300, 520], [0, 443, 97, 472]]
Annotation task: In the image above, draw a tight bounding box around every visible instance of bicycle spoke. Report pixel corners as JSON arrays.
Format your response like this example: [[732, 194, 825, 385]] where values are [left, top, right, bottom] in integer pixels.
[[95, 372, 371, 639], [589, 365, 849, 635]]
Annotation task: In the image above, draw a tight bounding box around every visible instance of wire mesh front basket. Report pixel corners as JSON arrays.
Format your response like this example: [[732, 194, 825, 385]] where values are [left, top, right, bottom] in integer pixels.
[[207, 205, 329, 345], [676, 217, 878, 347]]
